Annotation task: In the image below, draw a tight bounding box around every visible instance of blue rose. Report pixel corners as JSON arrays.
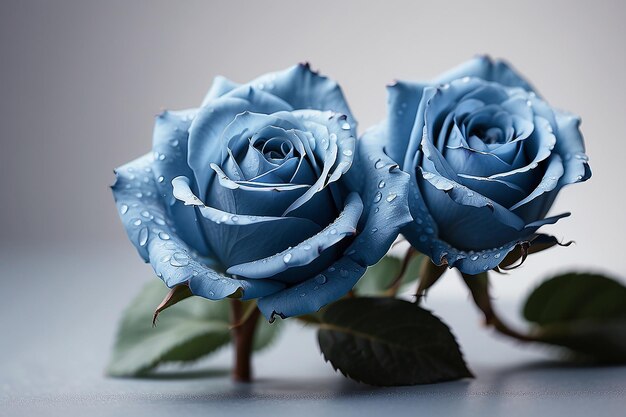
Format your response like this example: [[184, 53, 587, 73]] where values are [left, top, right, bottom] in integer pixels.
[[374, 56, 591, 274], [112, 64, 411, 319]]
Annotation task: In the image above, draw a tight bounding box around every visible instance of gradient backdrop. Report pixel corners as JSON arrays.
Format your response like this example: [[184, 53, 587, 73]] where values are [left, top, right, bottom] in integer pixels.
[[1, 0, 625, 295]]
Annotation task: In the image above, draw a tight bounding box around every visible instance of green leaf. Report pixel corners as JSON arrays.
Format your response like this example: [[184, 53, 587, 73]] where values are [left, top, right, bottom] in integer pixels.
[[523, 272, 626, 325], [317, 297, 472, 386], [355, 253, 425, 296], [107, 280, 281, 377], [534, 319, 626, 363], [523, 272, 626, 363]]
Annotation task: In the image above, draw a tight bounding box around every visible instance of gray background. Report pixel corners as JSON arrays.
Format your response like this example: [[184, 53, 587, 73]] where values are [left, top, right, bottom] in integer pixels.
[[1, 1, 625, 416]]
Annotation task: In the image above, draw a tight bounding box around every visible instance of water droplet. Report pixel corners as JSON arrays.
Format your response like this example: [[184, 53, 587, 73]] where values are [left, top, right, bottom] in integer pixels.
[[341, 122, 351, 130], [416, 218, 423, 225], [470, 254, 479, 261], [340, 269, 349, 277], [378, 180, 385, 188], [373, 191, 382, 203], [170, 139, 179, 147], [422, 172, 435, 180], [133, 219, 142, 226], [462, 76, 470, 83], [374, 159, 385, 169], [231, 215, 239, 222], [138, 227, 149, 247], [467, 191, 474, 197], [483, 265, 489, 271], [141, 210, 150, 218], [329, 133, 337, 141], [220, 214, 229, 223], [158, 176, 165, 183], [159, 232, 170, 240], [158, 153, 166, 161], [386, 193, 397, 202], [283, 253, 292, 263], [135, 192, 143, 198], [494, 252, 501, 259], [482, 254, 489, 259], [526, 100, 532, 107], [342, 149, 353, 157], [370, 227, 378, 234], [170, 252, 190, 267], [120, 204, 129, 215], [154, 217, 166, 226], [328, 266, 336, 272], [374, 207, 380, 213], [302, 244, 312, 250], [315, 275, 327, 285], [330, 228, 337, 235]]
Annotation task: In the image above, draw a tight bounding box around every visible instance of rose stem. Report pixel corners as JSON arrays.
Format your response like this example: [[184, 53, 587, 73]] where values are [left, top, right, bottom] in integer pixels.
[[461, 272, 537, 343], [230, 299, 261, 383]]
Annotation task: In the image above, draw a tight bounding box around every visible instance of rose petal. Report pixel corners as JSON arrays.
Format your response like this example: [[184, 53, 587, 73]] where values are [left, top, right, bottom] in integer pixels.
[[111, 154, 284, 300], [226, 192, 362, 279]]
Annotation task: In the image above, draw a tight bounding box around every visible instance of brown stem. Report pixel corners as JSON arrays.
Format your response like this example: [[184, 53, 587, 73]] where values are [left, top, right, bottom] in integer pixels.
[[230, 300, 260, 383], [460, 272, 537, 343]]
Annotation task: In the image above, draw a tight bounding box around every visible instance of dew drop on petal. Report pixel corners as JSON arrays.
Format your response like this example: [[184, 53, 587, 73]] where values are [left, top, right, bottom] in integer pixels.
[[341, 122, 350, 130], [133, 219, 142, 226], [120, 204, 129, 215], [374, 159, 385, 169], [330, 228, 337, 235], [315, 275, 327, 285], [141, 210, 150, 218], [170, 252, 190, 267], [283, 253, 292, 263], [342, 149, 353, 157], [373, 191, 382, 203], [378, 180, 385, 188], [158, 176, 165, 183], [302, 243, 312, 250], [386, 193, 397, 202], [159, 232, 170, 240], [470, 254, 479, 261], [138, 227, 149, 247]]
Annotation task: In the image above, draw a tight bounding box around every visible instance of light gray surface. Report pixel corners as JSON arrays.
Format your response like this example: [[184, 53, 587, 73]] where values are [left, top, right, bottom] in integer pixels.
[[1, 245, 624, 416]]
